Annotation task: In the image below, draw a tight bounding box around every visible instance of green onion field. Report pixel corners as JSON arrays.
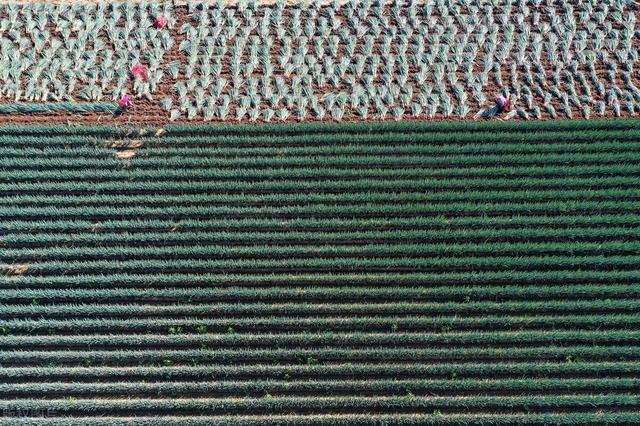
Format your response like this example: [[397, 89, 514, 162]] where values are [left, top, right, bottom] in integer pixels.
[[0, 120, 639, 424]]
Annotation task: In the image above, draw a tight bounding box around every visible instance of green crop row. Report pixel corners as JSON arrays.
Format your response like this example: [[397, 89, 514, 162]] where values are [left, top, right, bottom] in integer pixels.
[[5, 413, 640, 426], [2, 284, 636, 304], [3, 139, 640, 160], [5, 269, 637, 289], [2, 413, 640, 426], [2, 330, 639, 350], [3, 413, 640, 426], [4, 241, 639, 262], [0, 119, 637, 138], [0, 394, 637, 415], [3, 214, 638, 234], [2, 361, 638, 381], [2, 188, 637, 208], [160, 119, 640, 136], [0, 103, 119, 114], [6, 165, 638, 186], [4, 299, 639, 319], [5, 227, 636, 249], [1, 314, 637, 334], [3, 127, 640, 149], [4, 151, 638, 170], [1, 346, 639, 366], [1, 378, 638, 398], [4, 254, 637, 275], [0, 201, 635, 220], [123, 130, 640, 149]]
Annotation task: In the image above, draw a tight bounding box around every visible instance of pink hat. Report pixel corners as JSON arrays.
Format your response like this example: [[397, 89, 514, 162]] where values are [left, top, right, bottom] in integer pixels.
[[154, 16, 168, 29], [132, 64, 148, 81], [118, 95, 131, 109]]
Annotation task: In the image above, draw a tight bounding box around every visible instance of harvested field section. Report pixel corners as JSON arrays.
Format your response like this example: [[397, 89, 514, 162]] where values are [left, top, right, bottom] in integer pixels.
[[1, 119, 640, 424]]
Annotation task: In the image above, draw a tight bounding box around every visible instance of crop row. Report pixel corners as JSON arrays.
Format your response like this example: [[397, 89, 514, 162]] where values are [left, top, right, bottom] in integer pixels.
[[0, 102, 118, 114], [3, 214, 638, 234], [3, 361, 638, 382], [1, 188, 637, 208], [6, 164, 638, 187], [4, 140, 640, 161], [2, 330, 639, 349], [0, 394, 636, 415], [4, 151, 639, 170], [2, 142, 637, 168], [3, 254, 638, 275], [0, 201, 635, 221], [2, 413, 640, 426], [0, 118, 637, 137], [4, 227, 636, 248], [5, 269, 638, 289], [1, 378, 638, 399], [4, 299, 639, 319], [1, 346, 638, 366], [2, 284, 635, 303], [3, 128, 640, 147], [4, 240, 639, 260], [1, 314, 637, 334], [154, 118, 640, 134]]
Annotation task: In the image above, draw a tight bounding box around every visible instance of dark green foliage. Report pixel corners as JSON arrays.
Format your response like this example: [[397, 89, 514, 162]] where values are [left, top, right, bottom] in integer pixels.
[[0, 120, 639, 424], [0, 103, 119, 114]]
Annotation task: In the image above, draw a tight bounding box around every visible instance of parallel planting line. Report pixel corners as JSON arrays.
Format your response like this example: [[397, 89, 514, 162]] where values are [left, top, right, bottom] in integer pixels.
[[1, 121, 639, 423]]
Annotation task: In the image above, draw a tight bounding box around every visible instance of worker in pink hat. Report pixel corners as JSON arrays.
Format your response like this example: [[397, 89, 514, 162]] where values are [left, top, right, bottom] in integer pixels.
[[118, 95, 131, 109], [495, 94, 512, 113]]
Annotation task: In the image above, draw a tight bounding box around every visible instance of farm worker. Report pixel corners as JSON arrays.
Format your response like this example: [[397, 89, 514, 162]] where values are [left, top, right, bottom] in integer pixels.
[[118, 95, 131, 109], [495, 95, 511, 113], [154, 16, 168, 29], [131, 64, 148, 81]]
